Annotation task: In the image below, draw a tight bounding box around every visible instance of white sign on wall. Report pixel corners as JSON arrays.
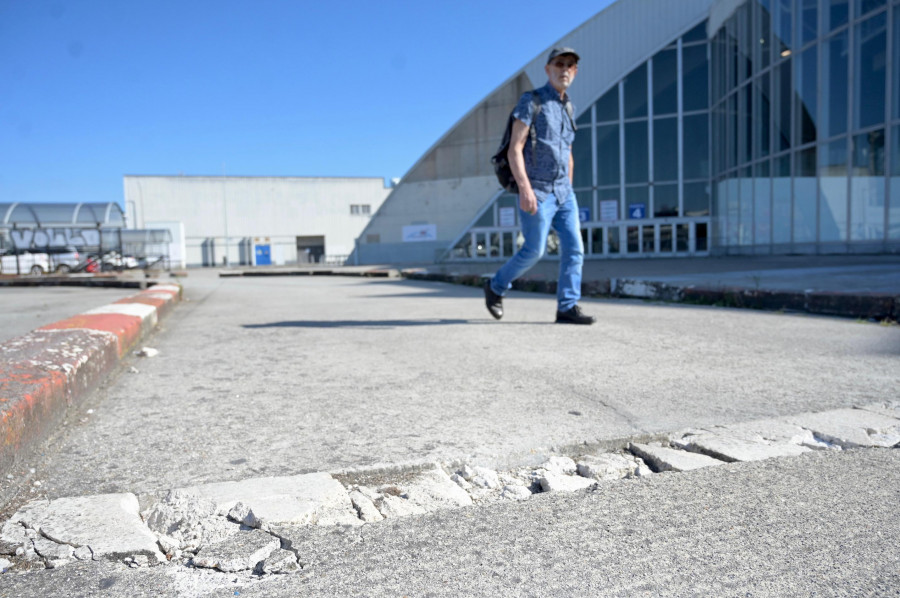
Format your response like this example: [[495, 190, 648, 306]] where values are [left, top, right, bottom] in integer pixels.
[[402, 224, 437, 242], [498, 207, 516, 228], [600, 200, 619, 222]]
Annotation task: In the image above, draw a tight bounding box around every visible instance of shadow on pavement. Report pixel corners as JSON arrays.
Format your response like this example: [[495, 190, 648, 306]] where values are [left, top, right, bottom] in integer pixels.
[[242, 319, 475, 329]]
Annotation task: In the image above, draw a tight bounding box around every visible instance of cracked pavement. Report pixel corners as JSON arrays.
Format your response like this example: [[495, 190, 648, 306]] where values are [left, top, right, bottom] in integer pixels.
[[1, 270, 898, 596]]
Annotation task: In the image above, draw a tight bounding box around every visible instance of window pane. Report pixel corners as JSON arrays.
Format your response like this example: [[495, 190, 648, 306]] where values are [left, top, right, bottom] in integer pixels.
[[855, 0, 887, 18], [774, 60, 792, 151], [624, 63, 648, 119], [740, 84, 752, 166], [677, 223, 689, 251], [660, 223, 673, 252], [891, 125, 900, 239], [894, 5, 900, 120], [793, 147, 817, 242], [825, 0, 849, 31], [757, 0, 772, 70], [740, 177, 754, 244], [590, 228, 604, 254], [696, 221, 709, 251], [854, 13, 887, 130], [572, 128, 593, 188], [774, 0, 793, 56], [626, 186, 649, 221], [684, 181, 710, 216], [754, 175, 772, 244], [822, 31, 849, 139], [683, 21, 707, 43], [798, 0, 817, 45], [754, 74, 771, 159], [795, 46, 818, 146], [608, 226, 621, 253], [627, 225, 640, 252], [683, 114, 710, 179], [595, 87, 619, 123], [653, 117, 678, 182], [851, 129, 885, 239], [819, 138, 849, 241], [683, 44, 709, 112], [773, 154, 792, 243], [576, 108, 591, 127], [652, 49, 678, 115], [596, 124, 620, 186], [654, 183, 678, 217], [576, 190, 593, 222], [625, 121, 648, 183]]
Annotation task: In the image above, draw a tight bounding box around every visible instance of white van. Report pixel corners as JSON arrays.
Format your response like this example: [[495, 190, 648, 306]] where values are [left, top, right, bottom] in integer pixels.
[[0, 251, 51, 275]]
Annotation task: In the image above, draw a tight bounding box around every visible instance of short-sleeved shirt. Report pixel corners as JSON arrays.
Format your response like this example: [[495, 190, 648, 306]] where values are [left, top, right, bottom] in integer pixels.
[[512, 82, 576, 203]]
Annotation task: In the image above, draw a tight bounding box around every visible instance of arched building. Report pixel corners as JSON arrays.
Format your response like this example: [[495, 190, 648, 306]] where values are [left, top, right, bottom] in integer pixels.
[[353, 0, 900, 265]]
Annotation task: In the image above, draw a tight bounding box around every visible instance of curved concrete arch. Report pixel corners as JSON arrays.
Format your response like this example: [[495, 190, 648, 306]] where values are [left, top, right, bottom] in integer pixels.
[[354, 0, 714, 265]]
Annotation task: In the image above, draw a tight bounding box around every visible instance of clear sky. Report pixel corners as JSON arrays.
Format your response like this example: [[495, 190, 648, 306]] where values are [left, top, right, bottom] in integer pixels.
[[0, 0, 614, 206]]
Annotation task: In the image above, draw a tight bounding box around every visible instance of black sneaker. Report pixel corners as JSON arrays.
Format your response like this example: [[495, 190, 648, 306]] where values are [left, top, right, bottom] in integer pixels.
[[484, 280, 503, 320], [555, 305, 595, 325]]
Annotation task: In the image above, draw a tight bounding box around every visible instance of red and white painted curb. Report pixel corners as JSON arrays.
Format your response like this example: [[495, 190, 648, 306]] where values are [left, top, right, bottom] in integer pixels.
[[0, 284, 181, 475]]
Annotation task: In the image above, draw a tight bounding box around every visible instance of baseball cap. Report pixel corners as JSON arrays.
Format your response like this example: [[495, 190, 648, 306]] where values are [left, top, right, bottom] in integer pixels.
[[547, 47, 580, 64]]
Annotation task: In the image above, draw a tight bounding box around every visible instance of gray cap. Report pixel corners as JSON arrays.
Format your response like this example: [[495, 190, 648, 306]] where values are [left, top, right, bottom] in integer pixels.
[[547, 47, 580, 64]]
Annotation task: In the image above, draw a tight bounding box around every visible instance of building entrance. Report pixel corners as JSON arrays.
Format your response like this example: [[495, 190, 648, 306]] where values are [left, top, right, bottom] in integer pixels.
[[296, 235, 325, 264]]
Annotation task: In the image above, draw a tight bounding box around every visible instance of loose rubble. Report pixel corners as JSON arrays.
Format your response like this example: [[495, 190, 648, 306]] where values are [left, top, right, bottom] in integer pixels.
[[0, 402, 895, 578]]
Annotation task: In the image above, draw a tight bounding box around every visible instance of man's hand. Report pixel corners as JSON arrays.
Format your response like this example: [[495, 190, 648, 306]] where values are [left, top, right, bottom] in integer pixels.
[[519, 189, 538, 215]]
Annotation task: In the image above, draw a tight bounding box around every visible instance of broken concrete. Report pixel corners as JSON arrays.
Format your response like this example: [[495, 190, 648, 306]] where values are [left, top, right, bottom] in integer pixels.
[[142, 488, 236, 553], [180, 473, 359, 530], [786, 409, 900, 448], [348, 490, 383, 523], [500, 485, 533, 501], [541, 456, 577, 476], [258, 548, 300, 574], [680, 434, 812, 462], [539, 473, 596, 493], [704, 418, 833, 450], [401, 466, 473, 512], [458, 465, 500, 489], [629, 443, 724, 472], [19, 494, 164, 562], [576, 453, 638, 481], [192, 529, 279, 573]]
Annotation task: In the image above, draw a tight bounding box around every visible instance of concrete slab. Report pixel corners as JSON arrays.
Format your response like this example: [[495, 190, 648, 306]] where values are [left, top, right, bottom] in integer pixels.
[[709, 419, 825, 448], [20, 493, 164, 562], [681, 434, 811, 462], [539, 473, 596, 493], [786, 409, 900, 448], [389, 466, 473, 514], [629, 443, 724, 472], [184, 473, 358, 530], [192, 529, 279, 572], [576, 453, 638, 481]]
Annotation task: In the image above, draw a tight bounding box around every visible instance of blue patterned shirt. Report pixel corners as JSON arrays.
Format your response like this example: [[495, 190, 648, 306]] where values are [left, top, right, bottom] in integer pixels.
[[512, 82, 576, 203]]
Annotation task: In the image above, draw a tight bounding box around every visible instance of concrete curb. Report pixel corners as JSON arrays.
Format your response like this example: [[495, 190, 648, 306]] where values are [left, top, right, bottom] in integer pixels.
[[0, 284, 182, 477], [401, 270, 898, 320]]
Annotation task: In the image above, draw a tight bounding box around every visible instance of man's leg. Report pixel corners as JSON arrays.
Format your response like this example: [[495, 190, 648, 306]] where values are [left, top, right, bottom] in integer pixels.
[[552, 193, 584, 312], [490, 199, 554, 297], [552, 192, 594, 324]]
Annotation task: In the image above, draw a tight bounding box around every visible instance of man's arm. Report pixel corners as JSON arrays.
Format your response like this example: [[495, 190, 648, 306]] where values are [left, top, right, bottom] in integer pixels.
[[508, 119, 538, 215], [569, 146, 574, 185]]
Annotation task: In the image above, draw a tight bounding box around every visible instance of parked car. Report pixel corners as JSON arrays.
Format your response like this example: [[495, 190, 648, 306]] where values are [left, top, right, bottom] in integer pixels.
[[99, 251, 139, 270], [0, 250, 51, 275], [46, 246, 82, 273]]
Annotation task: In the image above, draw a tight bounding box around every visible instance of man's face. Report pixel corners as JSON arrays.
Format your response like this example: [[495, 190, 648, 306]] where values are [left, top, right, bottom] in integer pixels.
[[545, 55, 578, 92]]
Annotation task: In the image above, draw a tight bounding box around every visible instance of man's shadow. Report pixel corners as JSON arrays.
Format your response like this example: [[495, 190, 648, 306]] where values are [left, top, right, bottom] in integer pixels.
[[242, 319, 473, 329]]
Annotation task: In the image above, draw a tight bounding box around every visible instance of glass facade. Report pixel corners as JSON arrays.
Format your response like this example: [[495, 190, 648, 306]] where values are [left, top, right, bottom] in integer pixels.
[[449, 0, 899, 262], [712, 0, 899, 253]]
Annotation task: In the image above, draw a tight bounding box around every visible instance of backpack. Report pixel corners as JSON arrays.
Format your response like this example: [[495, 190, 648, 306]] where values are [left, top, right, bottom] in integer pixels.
[[490, 90, 575, 194]]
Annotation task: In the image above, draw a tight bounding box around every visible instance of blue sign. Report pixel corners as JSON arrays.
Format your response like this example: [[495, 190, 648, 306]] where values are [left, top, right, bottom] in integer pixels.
[[578, 207, 591, 223], [629, 203, 646, 219]]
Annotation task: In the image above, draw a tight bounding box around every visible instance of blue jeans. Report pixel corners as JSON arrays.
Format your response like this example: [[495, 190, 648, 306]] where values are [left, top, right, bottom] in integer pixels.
[[490, 191, 584, 312]]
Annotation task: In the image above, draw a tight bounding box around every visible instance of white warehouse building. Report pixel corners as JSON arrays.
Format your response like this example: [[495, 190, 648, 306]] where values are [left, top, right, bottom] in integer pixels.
[[124, 175, 390, 268]]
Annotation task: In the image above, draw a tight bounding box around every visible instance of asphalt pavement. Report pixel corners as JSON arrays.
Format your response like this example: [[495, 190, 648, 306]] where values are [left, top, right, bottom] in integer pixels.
[[0, 260, 898, 596]]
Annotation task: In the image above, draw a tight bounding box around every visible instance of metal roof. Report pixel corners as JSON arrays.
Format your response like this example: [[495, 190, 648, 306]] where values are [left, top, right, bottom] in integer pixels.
[[0, 202, 125, 228]]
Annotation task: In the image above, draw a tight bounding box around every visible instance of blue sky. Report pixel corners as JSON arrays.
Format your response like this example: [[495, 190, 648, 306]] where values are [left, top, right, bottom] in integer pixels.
[[0, 0, 613, 206]]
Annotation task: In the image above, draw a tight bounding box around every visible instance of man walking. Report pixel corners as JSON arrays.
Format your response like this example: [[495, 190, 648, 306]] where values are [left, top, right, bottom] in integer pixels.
[[484, 47, 594, 325]]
